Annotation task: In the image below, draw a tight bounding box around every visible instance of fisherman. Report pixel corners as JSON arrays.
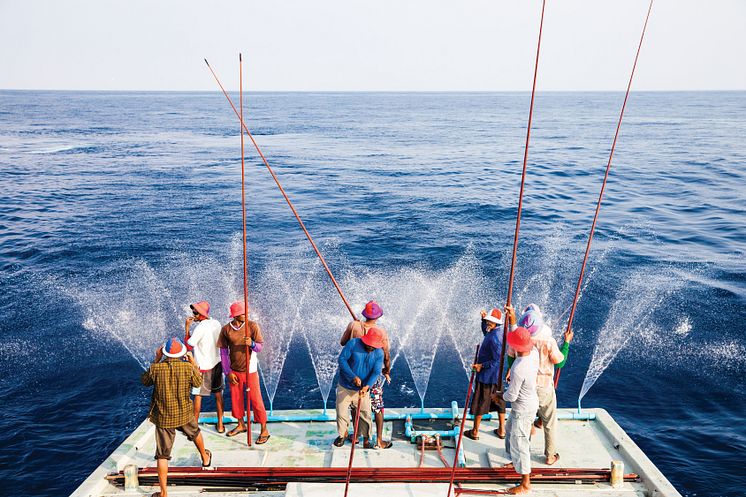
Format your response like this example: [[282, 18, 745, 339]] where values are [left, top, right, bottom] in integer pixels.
[[141, 337, 212, 497], [499, 326, 539, 495], [340, 300, 393, 449], [217, 301, 270, 444], [185, 300, 225, 433], [510, 304, 573, 465], [333, 327, 385, 449], [464, 307, 508, 441]]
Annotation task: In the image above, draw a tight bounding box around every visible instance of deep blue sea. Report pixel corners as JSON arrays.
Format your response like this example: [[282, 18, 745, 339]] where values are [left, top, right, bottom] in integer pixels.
[[0, 91, 744, 497]]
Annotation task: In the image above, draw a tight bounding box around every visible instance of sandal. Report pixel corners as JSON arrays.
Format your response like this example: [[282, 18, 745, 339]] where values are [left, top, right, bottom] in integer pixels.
[[375, 440, 393, 449], [333, 436, 345, 447], [493, 428, 506, 439], [202, 449, 212, 467], [464, 429, 479, 441], [216, 424, 225, 434], [226, 427, 247, 437], [256, 433, 271, 445], [363, 440, 373, 449]]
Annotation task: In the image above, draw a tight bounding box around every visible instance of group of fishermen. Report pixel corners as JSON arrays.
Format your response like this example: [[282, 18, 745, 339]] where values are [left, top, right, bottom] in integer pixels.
[[140, 298, 572, 496]]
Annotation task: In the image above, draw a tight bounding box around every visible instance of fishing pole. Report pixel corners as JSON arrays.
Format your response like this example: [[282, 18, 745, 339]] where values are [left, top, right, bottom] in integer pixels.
[[447, 345, 480, 497], [555, 0, 654, 389], [343, 394, 363, 497], [204, 58, 357, 322], [239, 53, 252, 447], [496, 0, 547, 392]]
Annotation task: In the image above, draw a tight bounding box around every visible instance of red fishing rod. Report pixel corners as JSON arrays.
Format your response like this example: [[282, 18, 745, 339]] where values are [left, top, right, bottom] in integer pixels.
[[238, 53, 253, 447], [343, 394, 363, 497], [496, 0, 547, 391], [447, 345, 480, 497], [204, 58, 357, 322], [555, 0, 654, 389]]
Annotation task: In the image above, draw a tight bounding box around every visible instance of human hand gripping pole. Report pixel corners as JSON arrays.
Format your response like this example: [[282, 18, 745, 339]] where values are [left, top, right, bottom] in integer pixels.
[[343, 392, 364, 497], [446, 344, 480, 497]]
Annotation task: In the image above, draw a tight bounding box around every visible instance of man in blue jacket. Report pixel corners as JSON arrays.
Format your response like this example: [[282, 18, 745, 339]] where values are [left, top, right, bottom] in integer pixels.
[[464, 307, 514, 441], [333, 327, 385, 448]]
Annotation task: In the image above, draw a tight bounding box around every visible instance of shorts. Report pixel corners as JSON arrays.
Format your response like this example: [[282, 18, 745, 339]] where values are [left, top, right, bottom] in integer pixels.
[[191, 363, 224, 396], [370, 376, 385, 414], [155, 419, 200, 460], [469, 381, 506, 416]]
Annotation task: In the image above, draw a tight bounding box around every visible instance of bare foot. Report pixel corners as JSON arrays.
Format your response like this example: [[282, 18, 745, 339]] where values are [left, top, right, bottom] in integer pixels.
[[546, 453, 560, 465], [502, 462, 514, 469], [507, 484, 531, 494]]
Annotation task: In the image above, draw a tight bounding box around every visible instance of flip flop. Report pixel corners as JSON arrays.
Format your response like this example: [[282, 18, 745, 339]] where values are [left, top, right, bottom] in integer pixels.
[[463, 429, 479, 441], [493, 428, 506, 439], [202, 449, 212, 468], [226, 427, 247, 437], [376, 440, 393, 449], [216, 425, 225, 434], [256, 434, 271, 445]]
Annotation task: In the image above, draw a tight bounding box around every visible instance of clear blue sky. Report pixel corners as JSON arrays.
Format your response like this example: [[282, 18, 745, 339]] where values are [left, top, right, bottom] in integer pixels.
[[1, 0, 744, 91]]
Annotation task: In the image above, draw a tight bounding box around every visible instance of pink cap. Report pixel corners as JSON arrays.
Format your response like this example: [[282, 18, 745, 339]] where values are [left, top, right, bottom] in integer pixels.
[[229, 301, 246, 318], [190, 301, 210, 318]]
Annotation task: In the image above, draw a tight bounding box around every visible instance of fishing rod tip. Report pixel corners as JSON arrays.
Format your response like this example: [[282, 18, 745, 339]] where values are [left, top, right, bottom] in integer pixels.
[[204, 58, 209, 66], [239, 53, 242, 61]]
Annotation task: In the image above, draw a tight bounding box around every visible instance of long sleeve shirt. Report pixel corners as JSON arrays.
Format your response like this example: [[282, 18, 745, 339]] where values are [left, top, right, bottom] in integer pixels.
[[337, 338, 384, 390], [476, 325, 504, 385], [503, 349, 540, 414], [340, 321, 391, 375]]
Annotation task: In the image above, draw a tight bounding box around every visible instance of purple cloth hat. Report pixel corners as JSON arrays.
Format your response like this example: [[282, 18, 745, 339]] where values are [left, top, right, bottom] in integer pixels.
[[518, 309, 544, 336], [362, 300, 383, 320]]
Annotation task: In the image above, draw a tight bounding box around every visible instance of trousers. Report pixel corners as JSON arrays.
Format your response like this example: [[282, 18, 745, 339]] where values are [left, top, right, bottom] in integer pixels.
[[229, 371, 267, 424]]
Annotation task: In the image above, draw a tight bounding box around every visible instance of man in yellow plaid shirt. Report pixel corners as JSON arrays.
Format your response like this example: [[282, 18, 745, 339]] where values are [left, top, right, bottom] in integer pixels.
[[141, 337, 212, 497]]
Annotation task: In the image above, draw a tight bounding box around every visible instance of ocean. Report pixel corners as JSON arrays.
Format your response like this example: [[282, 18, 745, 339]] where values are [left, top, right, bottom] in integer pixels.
[[0, 90, 744, 496]]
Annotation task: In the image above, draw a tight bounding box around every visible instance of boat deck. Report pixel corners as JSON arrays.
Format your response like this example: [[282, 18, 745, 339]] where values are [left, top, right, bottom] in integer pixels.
[[71, 407, 681, 497]]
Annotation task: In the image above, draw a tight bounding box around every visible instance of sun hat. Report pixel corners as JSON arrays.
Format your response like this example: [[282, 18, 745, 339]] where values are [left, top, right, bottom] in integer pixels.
[[506, 327, 533, 353], [518, 309, 544, 336], [190, 300, 210, 318], [229, 301, 246, 318], [484, 308, 504, 325], [523, 303, 542, 316], [362, 301, 383, 320], [360, 327, 386, 349], [162, 337, 187, 358]]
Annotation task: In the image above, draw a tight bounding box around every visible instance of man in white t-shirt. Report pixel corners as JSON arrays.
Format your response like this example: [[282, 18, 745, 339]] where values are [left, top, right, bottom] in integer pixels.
[[185, 300, 225, 434], [500, 325, 540, 495]]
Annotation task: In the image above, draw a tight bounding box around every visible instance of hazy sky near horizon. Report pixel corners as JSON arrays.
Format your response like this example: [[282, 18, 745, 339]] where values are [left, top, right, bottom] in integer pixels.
[[1, 0, 744, 91]]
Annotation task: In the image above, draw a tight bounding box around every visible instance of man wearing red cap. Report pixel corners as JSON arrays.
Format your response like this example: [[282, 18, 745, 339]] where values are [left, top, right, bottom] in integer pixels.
[[334, 327, 385, 448], [141, 337, 212, 497], [185, 301, 224, 433], [340, 300, 392, 449], [499, 326, 540, 495], [217, 301, 270, 443]]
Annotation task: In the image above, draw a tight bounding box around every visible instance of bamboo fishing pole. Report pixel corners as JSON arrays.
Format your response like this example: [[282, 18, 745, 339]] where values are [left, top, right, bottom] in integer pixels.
[[239, 53, 252, 447], [496, 0, 547, 392]]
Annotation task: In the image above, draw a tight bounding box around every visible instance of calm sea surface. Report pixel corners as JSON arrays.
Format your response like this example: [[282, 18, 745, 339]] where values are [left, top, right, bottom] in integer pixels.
[[0, 91, 744, 496]]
